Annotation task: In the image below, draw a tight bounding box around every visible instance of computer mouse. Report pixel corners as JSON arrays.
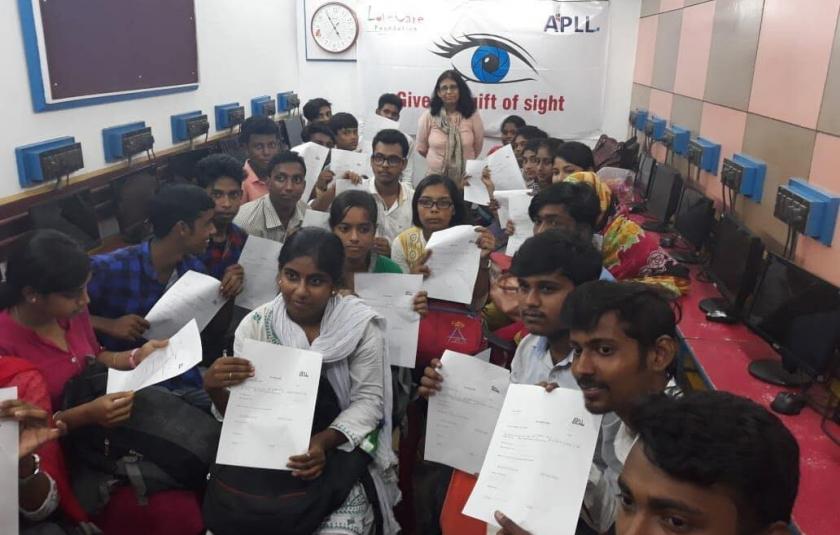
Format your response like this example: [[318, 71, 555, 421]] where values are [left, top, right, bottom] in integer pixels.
[[770, 392, 806, 416], [660, 235, 675, 248]]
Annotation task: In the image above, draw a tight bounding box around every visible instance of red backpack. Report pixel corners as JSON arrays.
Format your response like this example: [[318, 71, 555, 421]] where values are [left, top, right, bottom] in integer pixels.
[[415, 300, 486, 370]]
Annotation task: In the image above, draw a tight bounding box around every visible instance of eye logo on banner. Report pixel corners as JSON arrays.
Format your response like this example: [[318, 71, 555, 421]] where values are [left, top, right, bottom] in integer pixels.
[[357, 0, 610, 139], [431, 34, 537, 84]]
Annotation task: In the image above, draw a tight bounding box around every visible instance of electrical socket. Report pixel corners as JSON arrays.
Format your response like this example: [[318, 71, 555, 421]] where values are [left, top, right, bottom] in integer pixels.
[[774, 187, 810, 234], [260, 99, 276, 117], [227, 107, 244, 126], [121, 127, 154, 158], [287, 93, 300, 109], [661, 129, 674, 149], [39, 143, 84, 181], [185, 115, 210, 139], [721, 158, 744, 191], [688, 140, 703, 168]]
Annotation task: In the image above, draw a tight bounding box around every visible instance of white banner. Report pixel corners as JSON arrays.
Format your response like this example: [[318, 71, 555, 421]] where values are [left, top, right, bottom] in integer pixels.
[[356, 0, 610, 140]]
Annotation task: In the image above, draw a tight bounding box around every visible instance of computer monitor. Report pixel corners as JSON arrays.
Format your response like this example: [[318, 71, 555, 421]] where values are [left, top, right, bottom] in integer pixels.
[[746, 254, 840, 387], [281, 117, 304, 148], [634, 152, 656, 199], [670, 185, 716, 263], [641, 163, 683, 232], [111, 168, 157, 244], [28, 190, 102, 252], [699, 214, 765, 322]]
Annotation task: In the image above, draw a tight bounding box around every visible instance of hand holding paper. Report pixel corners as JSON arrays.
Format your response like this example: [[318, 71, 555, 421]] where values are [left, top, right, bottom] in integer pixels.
[[330, 148, 374, 181], [215, 339, 323, 470], [107, 319, 202, 394], [496, 190, 535, 255], [463, 160, 491, 206], [423, 225, 481, 305], [291, 142, 331, 202], [144, 271, 226, 340]]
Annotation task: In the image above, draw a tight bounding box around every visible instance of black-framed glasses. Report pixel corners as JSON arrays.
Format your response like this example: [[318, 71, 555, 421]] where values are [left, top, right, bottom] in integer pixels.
[[372, 154, 405, 167], [417, 198, 454, 209]]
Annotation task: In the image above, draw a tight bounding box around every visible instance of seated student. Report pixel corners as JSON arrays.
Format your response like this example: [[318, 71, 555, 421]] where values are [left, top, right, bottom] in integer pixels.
[[488, 115, 526, 155], [234, 151, 309, 243], [419, 229, 604, 535], [88, 185, 216, 355], [302, 122, 337, 148], [302, 97, 332, 124], [521, 138, 555, 191], [204, 228, 400, 534], [0, 231, 203, 534], [330, 112, 361, 152], [376, 92, 404, 122], [495, 390, 800, 535], [390, 175, 495, 307], [239, 116, 282, 203], [553, 140, 596, 182], [511, 125, 547, 168]]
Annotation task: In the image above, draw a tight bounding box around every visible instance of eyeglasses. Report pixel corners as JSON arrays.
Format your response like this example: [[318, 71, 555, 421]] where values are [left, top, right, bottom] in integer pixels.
[[372, 154, 405, 167], [418, 198, 454, 209], [439, 84, 459, 93]]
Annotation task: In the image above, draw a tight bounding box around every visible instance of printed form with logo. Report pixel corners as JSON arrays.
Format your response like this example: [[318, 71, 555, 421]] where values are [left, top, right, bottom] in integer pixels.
[[463, 384, 603, 535]]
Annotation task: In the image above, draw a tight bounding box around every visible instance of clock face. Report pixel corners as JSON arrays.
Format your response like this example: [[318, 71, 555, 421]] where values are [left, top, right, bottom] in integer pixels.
[[311, 2, 359, 54]]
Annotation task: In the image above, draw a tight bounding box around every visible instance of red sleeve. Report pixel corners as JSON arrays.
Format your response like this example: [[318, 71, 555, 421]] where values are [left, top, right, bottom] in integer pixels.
[[79, 308, 104, 356]]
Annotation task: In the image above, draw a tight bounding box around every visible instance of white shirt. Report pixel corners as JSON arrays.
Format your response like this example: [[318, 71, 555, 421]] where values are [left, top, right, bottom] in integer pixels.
[[233, 196, 307, 243], [369, 179, 414, 243], [509, 333, 577, 389]]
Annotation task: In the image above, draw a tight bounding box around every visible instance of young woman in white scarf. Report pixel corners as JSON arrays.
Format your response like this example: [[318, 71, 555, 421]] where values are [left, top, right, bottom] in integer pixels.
[[204, 228, 400, 534]]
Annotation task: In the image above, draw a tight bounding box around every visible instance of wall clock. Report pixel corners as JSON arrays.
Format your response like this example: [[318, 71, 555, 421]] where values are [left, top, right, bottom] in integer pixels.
[[310, 2, 359, 54]]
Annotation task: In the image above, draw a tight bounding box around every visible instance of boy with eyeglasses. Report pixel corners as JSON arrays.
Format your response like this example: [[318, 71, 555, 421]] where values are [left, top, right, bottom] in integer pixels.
[[367, 129, 415, 256], [234, 151, 308, 243]]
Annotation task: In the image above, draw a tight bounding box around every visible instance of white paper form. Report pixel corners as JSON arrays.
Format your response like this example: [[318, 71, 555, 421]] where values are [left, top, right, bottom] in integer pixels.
[[302, 209, 331, 230], [501, 191, 535, 256], [144, 271, 225, 340], [235, 236, 283, 311], [0, 387, 18, 535], [330, 148, 374, 182], [215, 339, 323, 470], [425, 351, 511, 474], [423, 225, 481, 305], [359, 113, 401, 149], [355, 273, 423, 368], [487, 144, 527, 192], [335, 176, 372, 196], [463, 160, 491, 206], [107, 320, 203, 394], [291, 142, 331, 202], [463, 385, 603, 535]]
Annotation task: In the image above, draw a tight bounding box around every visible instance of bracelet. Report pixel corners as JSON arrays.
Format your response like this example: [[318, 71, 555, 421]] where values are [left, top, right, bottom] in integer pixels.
[[128, 348, 140, 369], [19, 453, 40, 485]]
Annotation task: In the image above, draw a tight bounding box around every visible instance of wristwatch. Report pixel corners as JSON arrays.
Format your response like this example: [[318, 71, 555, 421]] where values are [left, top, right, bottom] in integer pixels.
[[19, 453, 40, 485]]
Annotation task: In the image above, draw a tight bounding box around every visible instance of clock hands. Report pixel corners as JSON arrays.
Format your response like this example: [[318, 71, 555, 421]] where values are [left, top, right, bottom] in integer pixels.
[[325, 12, 342, 40]]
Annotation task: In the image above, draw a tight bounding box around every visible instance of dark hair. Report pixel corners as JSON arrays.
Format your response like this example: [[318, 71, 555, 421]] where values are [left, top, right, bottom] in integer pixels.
[[501, 115, 526, 130], [377, 93, 403, 112], [547, 137, 565, 151], [268, 150, 307, 176], [411, 174, 467, 228], [372, 129, 409, 157], [277, 227, 344, 284], [509, 229, 602, 286], [528, 182, 601, 230], [514, 125, 548, 142], [148, 184, 215, 238], [630, 391, 800, 532], [560, 281, 680, 357], [196, 154, 246, 189], [429, 70, 476, 118], [0, 230, 91, 309], [301, 123, 336, 143], [328, 112, 358, 133], [555, 141, 595, 171], [329, 190, 379, 228], [523, 137, 553, 155], [302, 98, 331, 122], [239, 116, 280, 145]]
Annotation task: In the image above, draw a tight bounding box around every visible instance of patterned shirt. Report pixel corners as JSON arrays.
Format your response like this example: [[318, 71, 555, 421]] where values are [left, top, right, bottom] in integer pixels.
[[233, 196, 307, 243], [201, 223, 248, 280], [87, 241, 207, 387]]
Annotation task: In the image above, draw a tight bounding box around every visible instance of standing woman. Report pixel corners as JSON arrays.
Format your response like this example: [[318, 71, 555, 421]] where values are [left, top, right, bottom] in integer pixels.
[[205, 228, 400, 534], [416, 70, 485, 185]]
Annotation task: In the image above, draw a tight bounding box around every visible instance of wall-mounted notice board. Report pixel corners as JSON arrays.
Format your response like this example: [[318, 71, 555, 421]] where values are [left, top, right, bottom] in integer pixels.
[[18, 0, 199, 112]]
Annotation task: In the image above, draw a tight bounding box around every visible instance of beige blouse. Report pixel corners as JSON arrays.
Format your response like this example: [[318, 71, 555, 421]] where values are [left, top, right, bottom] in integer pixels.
[[416, 109, 485, 174]]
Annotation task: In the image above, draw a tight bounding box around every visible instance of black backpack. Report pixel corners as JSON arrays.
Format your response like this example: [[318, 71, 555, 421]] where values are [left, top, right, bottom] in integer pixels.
[[61, 363, 221, 500], [202, 377, 381, 535]]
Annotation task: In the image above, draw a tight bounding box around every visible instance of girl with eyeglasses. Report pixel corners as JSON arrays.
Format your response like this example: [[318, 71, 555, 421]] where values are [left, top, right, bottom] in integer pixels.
[[416, 70, 485, 186], [391, 175, 496, 308]]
